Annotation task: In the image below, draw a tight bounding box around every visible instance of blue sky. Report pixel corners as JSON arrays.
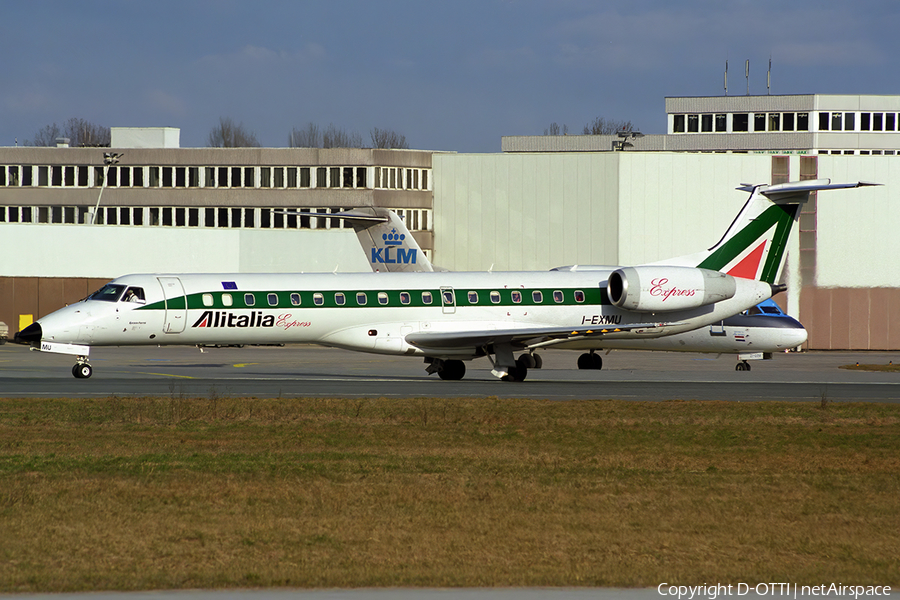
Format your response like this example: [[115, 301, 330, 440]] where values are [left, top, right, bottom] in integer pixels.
[[2, 0, 898, 152]]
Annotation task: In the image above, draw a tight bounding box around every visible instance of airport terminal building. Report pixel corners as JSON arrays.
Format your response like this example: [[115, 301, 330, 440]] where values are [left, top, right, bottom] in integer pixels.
[[2, 94, 898, 349]]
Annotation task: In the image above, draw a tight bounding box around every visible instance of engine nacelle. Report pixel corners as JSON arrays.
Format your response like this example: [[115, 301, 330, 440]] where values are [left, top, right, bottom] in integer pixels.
[[607, 266, 737, 312]]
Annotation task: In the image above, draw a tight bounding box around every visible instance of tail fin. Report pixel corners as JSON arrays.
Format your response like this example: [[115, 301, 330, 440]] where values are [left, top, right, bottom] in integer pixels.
[[655, 179, 878, 283], [313, 207, 435, 272]]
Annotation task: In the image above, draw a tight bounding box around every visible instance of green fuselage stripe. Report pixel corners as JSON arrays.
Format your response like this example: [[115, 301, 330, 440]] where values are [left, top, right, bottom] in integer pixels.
[[140, 287, 612, 312]]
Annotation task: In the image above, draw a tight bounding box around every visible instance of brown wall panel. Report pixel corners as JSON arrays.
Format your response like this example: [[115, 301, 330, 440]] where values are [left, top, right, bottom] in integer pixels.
[[847, 288, 871, 350], [869, 288, 891, 350]]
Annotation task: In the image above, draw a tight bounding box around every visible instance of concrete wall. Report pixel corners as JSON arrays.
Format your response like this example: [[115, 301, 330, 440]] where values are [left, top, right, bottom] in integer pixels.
[[433, 151, 899, 350], [815, 155, 900, 288], [433, 153, 619, 271]]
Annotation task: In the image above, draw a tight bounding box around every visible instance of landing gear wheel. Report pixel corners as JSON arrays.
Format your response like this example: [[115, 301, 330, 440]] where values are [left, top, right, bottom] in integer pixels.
[[577, 352, 603, 370], [735, 361, 751, 372], [517, 354, 536, 369], [438, 359, 466, 380], [72, 363, 93, 379], [502, 365, 527, 382], [532, 353, 543, 369]]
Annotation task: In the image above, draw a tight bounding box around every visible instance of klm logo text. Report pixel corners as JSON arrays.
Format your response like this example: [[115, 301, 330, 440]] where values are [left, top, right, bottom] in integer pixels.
[[371, 247, 418, 265]]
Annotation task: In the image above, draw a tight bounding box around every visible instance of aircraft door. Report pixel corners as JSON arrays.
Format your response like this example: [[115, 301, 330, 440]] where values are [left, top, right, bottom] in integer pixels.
[[440, 286, 456, 314], [157, 276, 187, 333]]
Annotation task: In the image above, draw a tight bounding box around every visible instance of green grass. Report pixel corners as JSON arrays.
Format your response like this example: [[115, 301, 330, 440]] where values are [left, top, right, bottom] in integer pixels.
[[1, 396, 899, 591], [840, 363, 900, 372]]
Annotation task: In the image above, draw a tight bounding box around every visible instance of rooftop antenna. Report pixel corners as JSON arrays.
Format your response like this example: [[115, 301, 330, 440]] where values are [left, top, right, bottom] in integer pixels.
[[724, 59, 728, 96], [745, 59, 750, 96], [767, 56, 772, 95]]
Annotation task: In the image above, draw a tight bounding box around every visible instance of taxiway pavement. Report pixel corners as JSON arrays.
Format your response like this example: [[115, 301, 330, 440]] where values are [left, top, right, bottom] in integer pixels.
[[1, 343, 898, 402]]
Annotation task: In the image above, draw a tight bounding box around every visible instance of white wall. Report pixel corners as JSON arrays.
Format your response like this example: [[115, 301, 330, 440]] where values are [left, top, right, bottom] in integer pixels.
[[816, 155, 900, 287], [433, 153, 619, 271], [0, 225, 370, 278], [616, 153, 772, 265]]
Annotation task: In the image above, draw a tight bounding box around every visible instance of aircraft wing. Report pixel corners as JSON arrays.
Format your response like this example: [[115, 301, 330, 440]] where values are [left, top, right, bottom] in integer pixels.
[[405, 321, 684, 351]]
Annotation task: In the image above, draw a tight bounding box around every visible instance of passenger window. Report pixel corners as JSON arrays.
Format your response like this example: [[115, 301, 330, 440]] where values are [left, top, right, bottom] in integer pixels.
[[244, 293, 256, 306], [222, 293, 233, 307], [267, 293, 278, 306], [553, 290, 564, 303], [400, 292, 411, 305], [574, 290, 585, 303], [422, 291, 433, 305], [290, 293, 301, 306], [335, 293, 346, 306], [490, 291, 501, 304], [378, 292, 389, 305], [313, 293, 324, 306], [467, 291, 478, 304], [202, 293, 214, 307], [511, 291, 522, 304], [532, 291, 543, 303], [442, 290, 454, 305], [356, 292, 367, 305]]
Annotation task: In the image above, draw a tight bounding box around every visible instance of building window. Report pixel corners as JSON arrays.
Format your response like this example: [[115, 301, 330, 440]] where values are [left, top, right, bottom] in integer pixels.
[[768, 113, 780, 131], [874, 113, 884, 131], [783, 113, 795, 132], [845, 113, 855, 131], [819, 112, 830, 131], [754, 113, 766, 132], [673, 114, 685, 133], [300, 167, 310, 187], [797, 113, 809, 131], [887, 113, 896, 131], [343, 167, 353, 188], [687, 114, 699, 132], [701, 114, 713, 132], [831, 112, 842, 131], [715, 114, 726, 132], [732, 113, 749, 132]]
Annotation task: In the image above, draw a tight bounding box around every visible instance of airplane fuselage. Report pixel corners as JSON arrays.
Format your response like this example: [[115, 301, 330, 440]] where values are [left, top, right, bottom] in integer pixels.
[[33, 269, 776, 360]]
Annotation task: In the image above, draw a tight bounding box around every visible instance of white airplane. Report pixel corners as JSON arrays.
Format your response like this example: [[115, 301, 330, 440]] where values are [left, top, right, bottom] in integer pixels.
[[16, 179, 873, 381]]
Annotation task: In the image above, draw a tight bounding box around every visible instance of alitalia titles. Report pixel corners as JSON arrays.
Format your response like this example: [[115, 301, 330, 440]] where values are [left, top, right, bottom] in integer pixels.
[[192, 311, 311, 330]]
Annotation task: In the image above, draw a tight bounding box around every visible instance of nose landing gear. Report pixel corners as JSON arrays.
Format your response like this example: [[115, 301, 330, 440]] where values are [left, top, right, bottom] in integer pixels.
[[72, 356, 93, 379]]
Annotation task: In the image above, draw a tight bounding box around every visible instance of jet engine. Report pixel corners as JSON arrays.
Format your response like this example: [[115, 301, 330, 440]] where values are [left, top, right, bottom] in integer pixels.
[[607, 266, 737, 312]]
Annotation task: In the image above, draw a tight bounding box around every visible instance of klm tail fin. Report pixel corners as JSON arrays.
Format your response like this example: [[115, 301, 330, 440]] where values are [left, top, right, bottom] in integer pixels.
[[324, 207, 435, 273], [655, 179, 878, 283]]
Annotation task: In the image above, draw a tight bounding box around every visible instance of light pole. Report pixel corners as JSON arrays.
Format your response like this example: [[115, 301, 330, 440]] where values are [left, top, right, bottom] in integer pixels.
[[91, 152, 123, 224]]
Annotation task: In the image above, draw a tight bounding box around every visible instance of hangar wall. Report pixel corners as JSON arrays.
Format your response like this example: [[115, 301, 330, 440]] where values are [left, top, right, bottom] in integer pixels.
[[432, 153, 620, 271], [433, 151, 899, 350]]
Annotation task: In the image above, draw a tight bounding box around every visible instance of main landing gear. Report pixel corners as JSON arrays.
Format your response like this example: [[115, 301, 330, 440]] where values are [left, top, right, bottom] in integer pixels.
[[735, 361, 752, 371], [72, 356, 93, 379], [426, 352, 543, 382], [577, 351, 603, 370]]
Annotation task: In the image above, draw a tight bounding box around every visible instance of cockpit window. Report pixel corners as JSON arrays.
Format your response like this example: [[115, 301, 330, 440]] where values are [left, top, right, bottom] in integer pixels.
[[88, 284, 126, 302], [122, 287, 145, 303]]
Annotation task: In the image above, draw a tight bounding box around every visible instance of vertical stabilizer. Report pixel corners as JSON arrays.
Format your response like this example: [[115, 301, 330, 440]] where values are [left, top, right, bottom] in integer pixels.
[[654, 180, 878, 283], [311, 207, 435, 272]]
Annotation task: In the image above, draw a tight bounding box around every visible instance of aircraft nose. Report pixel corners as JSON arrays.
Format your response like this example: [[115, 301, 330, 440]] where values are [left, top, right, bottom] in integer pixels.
[[15, 321, 42, 344]]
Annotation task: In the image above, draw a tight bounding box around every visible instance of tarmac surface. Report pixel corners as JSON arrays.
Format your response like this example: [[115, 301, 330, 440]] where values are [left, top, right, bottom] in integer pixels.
[[1, 342, 898, 402]]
